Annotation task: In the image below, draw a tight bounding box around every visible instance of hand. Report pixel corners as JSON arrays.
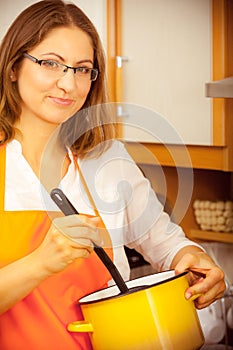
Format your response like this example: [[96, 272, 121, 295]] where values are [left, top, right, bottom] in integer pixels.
[[174, 251, 226, 309], [33, 214, 102, 275]]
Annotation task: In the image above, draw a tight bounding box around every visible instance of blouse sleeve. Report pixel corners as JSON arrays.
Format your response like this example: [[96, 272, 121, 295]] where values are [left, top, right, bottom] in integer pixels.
[[113, 143, 203, 272], [124, 175, 203, 271], [80, 141, 203, 272]]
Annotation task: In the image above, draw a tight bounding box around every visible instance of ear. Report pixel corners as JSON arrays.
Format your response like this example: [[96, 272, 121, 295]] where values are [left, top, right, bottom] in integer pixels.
[[10, 70, 17, 82]]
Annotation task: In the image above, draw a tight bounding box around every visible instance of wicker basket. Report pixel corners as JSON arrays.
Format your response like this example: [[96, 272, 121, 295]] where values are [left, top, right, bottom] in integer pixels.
[[193, 200, 233, 232]]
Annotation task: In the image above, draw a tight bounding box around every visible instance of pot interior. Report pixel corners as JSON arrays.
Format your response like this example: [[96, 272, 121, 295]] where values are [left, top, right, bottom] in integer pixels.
[[80, 269, 186, 304]]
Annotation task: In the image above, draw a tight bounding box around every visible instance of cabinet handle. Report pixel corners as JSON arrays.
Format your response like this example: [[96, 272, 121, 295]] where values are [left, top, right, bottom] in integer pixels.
[[116, 55, 129, 68], [115, 56, 129, 102]]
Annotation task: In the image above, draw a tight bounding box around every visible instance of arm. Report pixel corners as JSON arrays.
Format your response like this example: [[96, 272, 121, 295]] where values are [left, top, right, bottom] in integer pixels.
[[127, 186, 226, 309], [130, 205, 226, 309], [115, 146, 226, 308]]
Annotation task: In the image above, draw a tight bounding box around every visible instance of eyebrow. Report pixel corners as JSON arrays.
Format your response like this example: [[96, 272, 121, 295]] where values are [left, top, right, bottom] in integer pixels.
[[40, 52, 94, 65]]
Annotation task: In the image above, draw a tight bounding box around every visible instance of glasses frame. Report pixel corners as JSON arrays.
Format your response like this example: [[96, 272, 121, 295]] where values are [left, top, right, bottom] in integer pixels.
[[23, 53, 98, 81]]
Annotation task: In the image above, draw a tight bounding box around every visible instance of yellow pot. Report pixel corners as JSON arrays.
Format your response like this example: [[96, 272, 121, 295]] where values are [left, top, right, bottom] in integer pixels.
[[68, 270, 204, 350]]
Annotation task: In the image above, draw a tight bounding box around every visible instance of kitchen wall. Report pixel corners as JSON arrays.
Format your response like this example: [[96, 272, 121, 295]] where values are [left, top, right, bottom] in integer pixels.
[[0, 0, 107, 46]]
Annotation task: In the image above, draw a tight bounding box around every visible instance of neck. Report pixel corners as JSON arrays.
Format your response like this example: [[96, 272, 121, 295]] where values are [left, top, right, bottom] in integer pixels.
[[15, 127, 58, 173], [14, 117, 70, 188]]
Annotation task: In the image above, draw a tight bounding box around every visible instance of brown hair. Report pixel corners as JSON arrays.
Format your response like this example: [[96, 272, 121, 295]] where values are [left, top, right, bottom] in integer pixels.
[[0, 0, 116, 157]]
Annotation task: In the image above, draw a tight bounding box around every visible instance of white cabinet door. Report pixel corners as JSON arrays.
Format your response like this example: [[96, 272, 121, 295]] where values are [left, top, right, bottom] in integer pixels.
[[120, 0, 212, 145]]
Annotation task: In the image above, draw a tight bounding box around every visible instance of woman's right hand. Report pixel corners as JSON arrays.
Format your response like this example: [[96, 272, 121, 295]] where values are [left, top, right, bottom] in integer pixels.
[[33, 214, 102, 275]]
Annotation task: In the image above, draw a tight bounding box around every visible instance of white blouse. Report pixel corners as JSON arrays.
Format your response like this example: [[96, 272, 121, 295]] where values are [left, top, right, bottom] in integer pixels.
[[5, 139, 202, 281]]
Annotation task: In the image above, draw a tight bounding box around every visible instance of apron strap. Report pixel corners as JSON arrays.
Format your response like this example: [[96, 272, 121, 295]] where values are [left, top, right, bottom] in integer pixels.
[[73, 156, 113, 254], [73, 156, 100, 218], [0, 145, 6, 211]]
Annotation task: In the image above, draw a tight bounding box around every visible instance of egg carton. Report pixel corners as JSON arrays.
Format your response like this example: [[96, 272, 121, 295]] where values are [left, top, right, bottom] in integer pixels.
[[193, 200, 233, 232]]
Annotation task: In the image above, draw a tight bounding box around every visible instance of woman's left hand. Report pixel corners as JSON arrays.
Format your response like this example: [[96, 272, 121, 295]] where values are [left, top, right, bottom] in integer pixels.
[[174, 250, 226, 309]]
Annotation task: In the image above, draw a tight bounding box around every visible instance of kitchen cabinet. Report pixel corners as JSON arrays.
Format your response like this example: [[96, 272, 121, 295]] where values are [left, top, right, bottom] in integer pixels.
[[138, 163, 233, 245], [106, 1, 233, 245], [189, 229, 233, 244], [206, 77, 233, 98], [119, 0, 212, 145], [107, 0, 233, 171]]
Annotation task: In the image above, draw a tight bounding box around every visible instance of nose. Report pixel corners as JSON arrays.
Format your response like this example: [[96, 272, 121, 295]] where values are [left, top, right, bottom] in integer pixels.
[[56, 69, 77, 92]]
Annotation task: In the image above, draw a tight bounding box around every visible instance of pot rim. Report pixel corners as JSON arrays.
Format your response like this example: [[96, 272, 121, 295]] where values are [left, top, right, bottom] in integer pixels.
[[78, 270, 188, 305]]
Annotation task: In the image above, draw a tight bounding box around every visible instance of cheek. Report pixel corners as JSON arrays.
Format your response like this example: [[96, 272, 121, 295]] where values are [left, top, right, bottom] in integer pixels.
[[17, 70, 52, 100], [77, 82, 92, 99], [73, 83, 92, 111]]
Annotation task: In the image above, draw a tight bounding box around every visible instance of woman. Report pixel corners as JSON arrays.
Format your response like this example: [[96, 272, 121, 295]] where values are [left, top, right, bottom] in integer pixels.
[[0, 1, 225, 349]]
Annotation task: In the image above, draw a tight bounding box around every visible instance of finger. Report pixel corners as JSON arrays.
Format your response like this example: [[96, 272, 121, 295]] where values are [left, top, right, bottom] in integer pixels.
[[52, 215, 102, 245], [205, 266, 225, 286], [185, 274, 226, 303], [186, 271, 205, 286], [197, 279, 225, 303], [174, 253, 199, 275], [49, 225, 97, 252], [88, 216, 101, 227], [69, 238, 95, 249], [53, 215, 96, 232], [194, 289, 225, 309], [68, 247, 92, 263], [67, 227, 102, 246], [185, 278, 214, 300], [64, 214, 100, 230], [197, 268, 225, 299]]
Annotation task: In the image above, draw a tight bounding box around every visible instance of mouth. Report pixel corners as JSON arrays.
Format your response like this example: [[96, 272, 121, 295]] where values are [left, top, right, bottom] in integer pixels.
[[49, 96, 74, 106]]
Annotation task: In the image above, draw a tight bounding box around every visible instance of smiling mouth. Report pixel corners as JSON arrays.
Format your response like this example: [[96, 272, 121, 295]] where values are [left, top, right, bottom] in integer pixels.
[[50, 97, 74, 106]]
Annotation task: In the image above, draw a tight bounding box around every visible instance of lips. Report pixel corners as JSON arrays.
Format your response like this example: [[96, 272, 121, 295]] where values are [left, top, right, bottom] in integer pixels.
[[49, 96, 74, 106]]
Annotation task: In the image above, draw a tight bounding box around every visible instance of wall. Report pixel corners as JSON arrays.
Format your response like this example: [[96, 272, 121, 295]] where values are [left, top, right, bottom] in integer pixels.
[[0, 0, 107, 47]]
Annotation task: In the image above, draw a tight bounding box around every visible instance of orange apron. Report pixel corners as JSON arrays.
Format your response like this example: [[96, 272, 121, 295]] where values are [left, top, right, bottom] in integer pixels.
[[0, 145, 112, 350]]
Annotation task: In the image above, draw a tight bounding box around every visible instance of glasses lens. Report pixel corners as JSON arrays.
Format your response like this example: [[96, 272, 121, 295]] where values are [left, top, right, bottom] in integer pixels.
[[91, 69, 98, 81], [39, 59, 98, 81], [41, 60, 61, 71], [75, 67, 98, 81]]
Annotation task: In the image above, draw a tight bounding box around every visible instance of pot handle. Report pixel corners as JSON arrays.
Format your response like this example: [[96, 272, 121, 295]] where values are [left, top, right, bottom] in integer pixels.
[[68, 320, 94, 333]]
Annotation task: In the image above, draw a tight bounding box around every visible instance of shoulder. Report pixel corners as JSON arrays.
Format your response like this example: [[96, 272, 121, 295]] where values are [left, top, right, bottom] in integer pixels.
[[79, 140, 146, 188], [80, 140, 133, 168], [97, 140, 130, 160]]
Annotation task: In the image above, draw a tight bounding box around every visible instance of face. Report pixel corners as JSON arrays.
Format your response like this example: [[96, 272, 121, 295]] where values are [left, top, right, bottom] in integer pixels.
[[16, 26, 94, 128]]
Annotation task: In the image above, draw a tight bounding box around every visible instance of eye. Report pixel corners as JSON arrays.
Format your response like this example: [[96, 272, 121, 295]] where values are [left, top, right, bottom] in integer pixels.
[[41, 60, 60, 70], [75, 67, 91, 75]]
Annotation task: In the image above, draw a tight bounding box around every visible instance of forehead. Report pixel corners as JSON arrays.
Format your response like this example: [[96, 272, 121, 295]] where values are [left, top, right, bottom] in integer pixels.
[[33, 26, 93, 58]]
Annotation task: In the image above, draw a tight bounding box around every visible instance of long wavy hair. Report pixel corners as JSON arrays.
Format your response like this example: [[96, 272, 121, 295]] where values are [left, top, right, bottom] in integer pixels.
[[0, 0, 116, 157]]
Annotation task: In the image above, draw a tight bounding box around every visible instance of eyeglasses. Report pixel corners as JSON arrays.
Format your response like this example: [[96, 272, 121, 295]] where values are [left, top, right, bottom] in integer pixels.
[[23, 53, 98, 82]]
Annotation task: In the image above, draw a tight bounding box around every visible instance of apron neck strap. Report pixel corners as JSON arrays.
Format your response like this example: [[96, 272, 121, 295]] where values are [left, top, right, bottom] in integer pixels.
[[73, 155, 113, 255], [73, 155, 99, 218], [0, 145, 6, 211]]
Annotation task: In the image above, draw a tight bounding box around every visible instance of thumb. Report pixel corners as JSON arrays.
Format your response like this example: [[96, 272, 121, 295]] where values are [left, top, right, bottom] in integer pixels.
[[174, 253, 198, 274]]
